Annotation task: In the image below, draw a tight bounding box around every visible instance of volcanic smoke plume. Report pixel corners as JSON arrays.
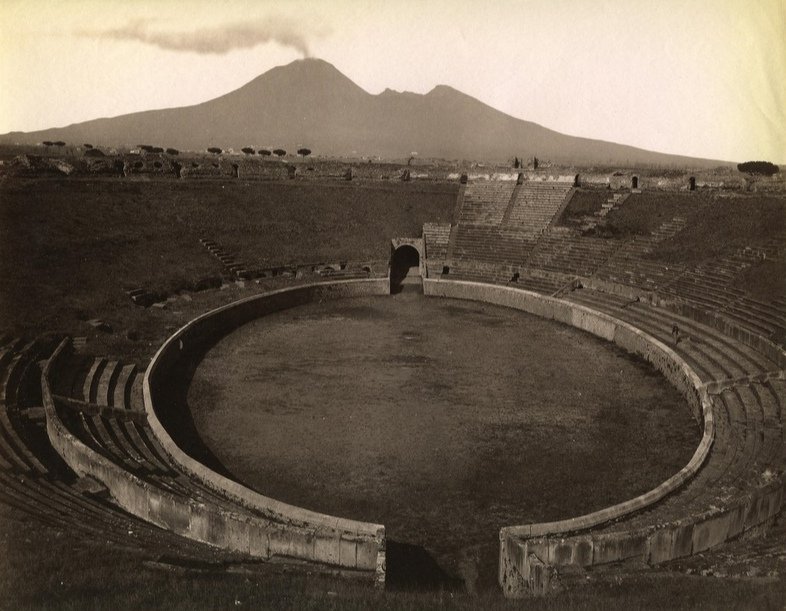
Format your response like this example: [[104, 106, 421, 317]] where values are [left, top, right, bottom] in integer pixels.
[[78, 16, 321, 57]]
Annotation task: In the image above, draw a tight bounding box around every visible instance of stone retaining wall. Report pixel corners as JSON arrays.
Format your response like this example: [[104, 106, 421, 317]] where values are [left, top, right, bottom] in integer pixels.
[[422, 279, 721, 594], [44, 279, 390, 584], [425, 278, 784, 597]]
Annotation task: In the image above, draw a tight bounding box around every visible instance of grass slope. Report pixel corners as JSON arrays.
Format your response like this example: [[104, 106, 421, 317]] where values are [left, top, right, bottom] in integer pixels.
[[652, 195, 786, 264], [0, 177, 457, 337], [558, 189, 610, 225]]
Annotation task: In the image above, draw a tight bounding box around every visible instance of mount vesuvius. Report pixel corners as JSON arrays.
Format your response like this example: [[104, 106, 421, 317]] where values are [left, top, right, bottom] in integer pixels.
[[0, 58, 728, 167]]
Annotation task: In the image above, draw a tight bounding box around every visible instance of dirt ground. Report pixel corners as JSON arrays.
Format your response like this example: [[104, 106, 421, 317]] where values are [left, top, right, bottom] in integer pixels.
[[186, 293, 699, 589]]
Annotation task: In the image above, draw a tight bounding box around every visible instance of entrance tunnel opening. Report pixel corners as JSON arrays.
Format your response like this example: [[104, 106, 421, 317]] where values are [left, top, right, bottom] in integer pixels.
[[390, 245, 420, 294]]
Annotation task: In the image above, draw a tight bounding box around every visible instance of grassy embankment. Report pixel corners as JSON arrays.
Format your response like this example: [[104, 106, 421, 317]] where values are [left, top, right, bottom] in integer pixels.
[[0, 177, 457, 356]]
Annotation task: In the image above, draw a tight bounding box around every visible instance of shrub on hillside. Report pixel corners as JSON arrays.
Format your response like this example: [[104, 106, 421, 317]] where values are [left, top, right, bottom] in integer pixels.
[[297, 148, 311, 158], [273, 149, 286, 157], [241, 147, 256, 155], [258, 149, 272, 156], [207, 147, 223, 155]]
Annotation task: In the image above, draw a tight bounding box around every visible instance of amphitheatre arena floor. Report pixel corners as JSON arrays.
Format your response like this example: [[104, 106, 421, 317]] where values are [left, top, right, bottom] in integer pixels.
[[185, 291, 699, 584]]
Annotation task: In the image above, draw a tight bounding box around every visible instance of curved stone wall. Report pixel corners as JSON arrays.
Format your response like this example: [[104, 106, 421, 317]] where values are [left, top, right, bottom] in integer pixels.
[[41, 274, 782, 595], [423, 278, 784, 597], [45, 279, 389, 584]]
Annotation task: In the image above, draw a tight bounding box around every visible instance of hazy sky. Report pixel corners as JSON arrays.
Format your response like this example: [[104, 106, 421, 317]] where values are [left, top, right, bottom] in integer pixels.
[[1, 0, 783, 162]]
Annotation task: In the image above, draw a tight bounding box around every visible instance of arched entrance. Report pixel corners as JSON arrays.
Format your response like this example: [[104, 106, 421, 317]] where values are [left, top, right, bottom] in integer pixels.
[[390, 245, 421, 294], [631, 176, 639, 189]]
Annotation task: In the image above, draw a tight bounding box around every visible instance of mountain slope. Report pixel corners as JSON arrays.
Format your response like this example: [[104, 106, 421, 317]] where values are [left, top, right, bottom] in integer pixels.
[[0, 59, 728, 166]]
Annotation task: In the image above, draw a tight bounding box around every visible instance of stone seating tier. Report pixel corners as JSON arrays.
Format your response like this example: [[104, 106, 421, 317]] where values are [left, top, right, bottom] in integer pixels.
[[459, 183, 516, 225], [0, 339, 54, 475], [566, 289, 777, 383], [554, 288, 783, 546], [52, 354, 238, 509], [0, 338, 239, 564], [452, 225, 538, 267], [525, 231, 617, 277], [422, 222, 451, 261], [507, 184, 573, 231]]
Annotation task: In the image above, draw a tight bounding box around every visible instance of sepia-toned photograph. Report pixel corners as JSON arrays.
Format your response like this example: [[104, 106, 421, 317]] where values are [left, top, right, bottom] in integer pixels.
[[0, 0, 784, 608]]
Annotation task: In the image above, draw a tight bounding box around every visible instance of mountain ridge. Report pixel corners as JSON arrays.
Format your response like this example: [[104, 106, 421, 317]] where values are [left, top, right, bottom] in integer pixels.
[[0, 58, 731, 167]]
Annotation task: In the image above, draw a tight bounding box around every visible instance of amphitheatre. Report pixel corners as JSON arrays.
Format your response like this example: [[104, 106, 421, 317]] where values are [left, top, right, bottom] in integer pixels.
[[1, 145, 784, 607]]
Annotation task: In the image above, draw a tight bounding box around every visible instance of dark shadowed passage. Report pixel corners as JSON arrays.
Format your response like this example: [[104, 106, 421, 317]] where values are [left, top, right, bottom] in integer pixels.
[[187, 293, 699, 588], [389, 245, 420, 294]]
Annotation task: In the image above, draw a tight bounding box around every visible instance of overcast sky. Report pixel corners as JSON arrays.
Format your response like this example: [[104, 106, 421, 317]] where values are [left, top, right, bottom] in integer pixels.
[[1, 0, 783, 163]]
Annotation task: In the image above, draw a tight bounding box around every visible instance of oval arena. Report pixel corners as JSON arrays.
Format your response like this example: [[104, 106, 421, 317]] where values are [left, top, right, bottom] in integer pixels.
[[1, 175, 784, 601]]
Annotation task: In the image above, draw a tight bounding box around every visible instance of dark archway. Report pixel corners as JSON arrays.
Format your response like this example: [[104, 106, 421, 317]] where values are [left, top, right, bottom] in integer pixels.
[[574, 174, 580, 187], [631, 176, 639, 189], [689, 176, 696, 191], [390, 245, 420, 294]]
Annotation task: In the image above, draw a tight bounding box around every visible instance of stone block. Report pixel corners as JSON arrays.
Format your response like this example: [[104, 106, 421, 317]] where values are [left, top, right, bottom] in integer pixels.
[[312, 533, 340, 565], [528, 553, 551, 595], [549, 536, 592, 567], [247, 528, 271, 558], [268, 527, 312, 560], [355, 538, 380, 571], [338, 535, 358, 568], [593, 530, 648, 565], [187, 505, 210, 542], [726, 499, 750, 540], [223, 516, 252, 555], [157, 494, 190, 534], [647, 526, 676, 564], [692, 510, 732, 553]]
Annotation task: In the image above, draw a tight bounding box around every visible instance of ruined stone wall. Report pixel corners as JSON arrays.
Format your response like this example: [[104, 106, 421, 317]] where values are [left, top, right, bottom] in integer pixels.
[[422, 278, 783, 598], [43, 279, 390, 585]]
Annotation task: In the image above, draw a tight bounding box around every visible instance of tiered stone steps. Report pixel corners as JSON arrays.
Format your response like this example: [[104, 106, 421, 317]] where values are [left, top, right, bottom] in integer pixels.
[[524, 227, 618, 277], [0, 338, 56, 475], [566, 289, 778, 383], [556, 288, 784, 553], [451, 225, 538, 268], [597, 193, 629, 218], [423, 222, 451, 261], [199, 237, 251, 280], [659, 253, 754, 309], [50, 351, 248, 509], [0, 337, 245, 563], [459, 182, 516, 225], [506, 183, 573, 232], [593, 217, 691, 290], [717, 296, 786, 341], [655, 250, 786, 341]]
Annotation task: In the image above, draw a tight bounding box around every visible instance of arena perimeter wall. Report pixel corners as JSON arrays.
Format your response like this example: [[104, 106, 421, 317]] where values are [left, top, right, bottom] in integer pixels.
[[44, 279, 389, 585], [425, 278, 784, 597], [423, 279, 718, 594]]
